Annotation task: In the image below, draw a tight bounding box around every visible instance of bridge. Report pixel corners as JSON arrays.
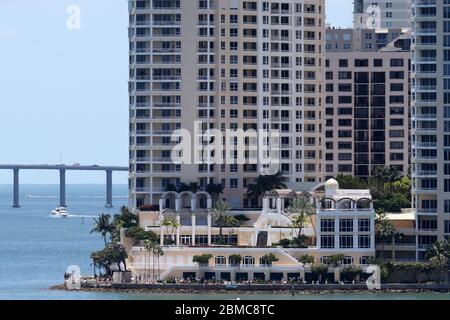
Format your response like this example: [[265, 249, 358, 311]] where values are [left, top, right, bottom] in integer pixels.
[[0, 164, 128, 208]]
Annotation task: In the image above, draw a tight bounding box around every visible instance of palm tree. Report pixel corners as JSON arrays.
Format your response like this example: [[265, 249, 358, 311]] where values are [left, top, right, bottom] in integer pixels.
[[426, 240, 450, 283], [153, 245, 164, 280], [91, 214, 114, 246], [373, 166, 401, 193], [287, 195, 317, 236], [246, 171, 287, 204], [212, 201, 237, 244], [206, 183, 225, 203], [375, 210, 396, 259], [161, 218, 180, 244], [143, 239, 155, 282]]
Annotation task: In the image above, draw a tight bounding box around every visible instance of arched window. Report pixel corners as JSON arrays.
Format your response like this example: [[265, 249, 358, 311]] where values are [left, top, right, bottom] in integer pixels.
[[320, 256, 331, 265], [259, 256, 269, 266], [215, 256, 226, 266], [342, 256, 353, 266], [243, 256, 255, 267], [359, 256, 369, 265]]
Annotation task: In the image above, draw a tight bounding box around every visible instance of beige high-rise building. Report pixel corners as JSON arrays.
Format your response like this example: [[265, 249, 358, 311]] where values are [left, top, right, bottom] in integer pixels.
[[128, 0, 326, 209]]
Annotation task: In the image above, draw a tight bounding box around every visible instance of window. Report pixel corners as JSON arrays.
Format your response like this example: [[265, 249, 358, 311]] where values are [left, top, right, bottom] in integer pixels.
[[358, 219, 371, 232], [230, 178, 238, 189], [390, 59, 404, 67], [359, 256, 369, 265], [215, 256, 226, 266], [342, 256, 353, 265], [320, 235, 335, 249], [242, 256, 255, 266], [339, 235, 353, 249], [355, 59, 369, 67], [339, 219, 353, 232], [321, 219, 335, 232], [358, 235, 371, 249], [374, 59, 383, 67], [339, 59, 348, 67]]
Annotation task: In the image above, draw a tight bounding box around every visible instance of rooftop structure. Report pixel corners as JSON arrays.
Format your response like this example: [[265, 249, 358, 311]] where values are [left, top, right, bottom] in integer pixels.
[[123, 179, 376, 282]]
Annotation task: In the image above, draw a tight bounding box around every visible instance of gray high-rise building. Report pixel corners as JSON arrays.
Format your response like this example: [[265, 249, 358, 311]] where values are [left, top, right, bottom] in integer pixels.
[[354, 0, 412, 29], [411, 0, 450, 260]]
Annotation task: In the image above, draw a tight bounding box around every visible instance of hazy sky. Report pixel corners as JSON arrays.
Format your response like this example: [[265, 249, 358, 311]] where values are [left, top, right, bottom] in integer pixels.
[[0, 0, 353, 184]]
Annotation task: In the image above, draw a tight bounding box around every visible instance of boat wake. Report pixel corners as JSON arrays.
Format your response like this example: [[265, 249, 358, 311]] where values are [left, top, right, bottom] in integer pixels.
[[48, 214, 97, 219]]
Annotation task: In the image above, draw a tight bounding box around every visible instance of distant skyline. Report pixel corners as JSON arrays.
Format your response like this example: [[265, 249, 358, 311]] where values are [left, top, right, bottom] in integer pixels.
[[0, 0, 353, 184]]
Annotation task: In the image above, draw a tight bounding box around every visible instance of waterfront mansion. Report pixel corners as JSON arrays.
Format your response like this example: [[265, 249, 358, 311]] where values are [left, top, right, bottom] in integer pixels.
[[121, 179, 376, 282]]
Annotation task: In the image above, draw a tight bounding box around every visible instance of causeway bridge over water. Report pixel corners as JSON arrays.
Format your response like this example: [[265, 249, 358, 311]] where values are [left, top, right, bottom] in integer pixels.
[[0, 164, 128, 208]]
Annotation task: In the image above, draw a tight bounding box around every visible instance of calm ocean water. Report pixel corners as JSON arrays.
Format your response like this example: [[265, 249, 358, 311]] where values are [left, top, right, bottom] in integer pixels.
[[0, 184, 449, 300]]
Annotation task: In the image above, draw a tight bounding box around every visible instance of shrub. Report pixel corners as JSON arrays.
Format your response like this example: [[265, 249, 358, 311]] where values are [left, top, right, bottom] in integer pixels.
[[125, 227, 158, 244], [193, 254, 213, 267], [229, 254, 242, 267], [278, 238, 291, 248], [298, 254, 315, 265], [341, 265, 362, 282], [311, 263, 328, 276]]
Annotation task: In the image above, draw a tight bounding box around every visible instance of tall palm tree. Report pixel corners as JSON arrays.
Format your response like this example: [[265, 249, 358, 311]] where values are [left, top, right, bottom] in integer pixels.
[[212, 201, 237, 244], [290, 214, 307, 238], [373, 166, 401, 193], [161, 218, 181, 244], [426, 240, 450, 283], [143, 239, 155, 282], [287, 195, 317, 236], [90, 214, 114, 246], [206, 183, 225, 203], [375, 210, 396, 259], [246, 171, 287, 204], [153, 245, 164, 280]]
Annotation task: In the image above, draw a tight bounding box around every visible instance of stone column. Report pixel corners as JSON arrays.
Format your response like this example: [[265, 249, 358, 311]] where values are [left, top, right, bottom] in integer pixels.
[[262, 198, 269, 214], [334, 218, 340, 249], [207, 214, 212, 246], [175, 197, 181, 212], [300, 268, 306, 282], [191, 214, 196, 246], [159, 198, 165, 213], [191, 198, 197, 211], [176, 214, 181, 246], [334, 267, 341, 283], [160, 226, 164, 246], [276, 198, 282, 214]]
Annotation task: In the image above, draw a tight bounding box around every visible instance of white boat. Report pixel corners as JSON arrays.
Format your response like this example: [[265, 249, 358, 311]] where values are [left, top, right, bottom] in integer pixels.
[[52, 207, 69, 217]]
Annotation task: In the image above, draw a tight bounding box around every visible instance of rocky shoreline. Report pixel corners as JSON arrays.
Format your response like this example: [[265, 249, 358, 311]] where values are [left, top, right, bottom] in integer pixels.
[[49, 283, 450, 295]]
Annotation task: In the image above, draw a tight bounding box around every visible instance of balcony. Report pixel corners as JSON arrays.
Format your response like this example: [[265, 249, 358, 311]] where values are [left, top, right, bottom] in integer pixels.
[[414, 0, 436, 7], [413, 28, 436, 35], [412, 141, 437, 149], [413, 85, 437, 92], [416, 208, 438, 215], [412, 114, 437, 120], [412, 170, 437, 177]]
